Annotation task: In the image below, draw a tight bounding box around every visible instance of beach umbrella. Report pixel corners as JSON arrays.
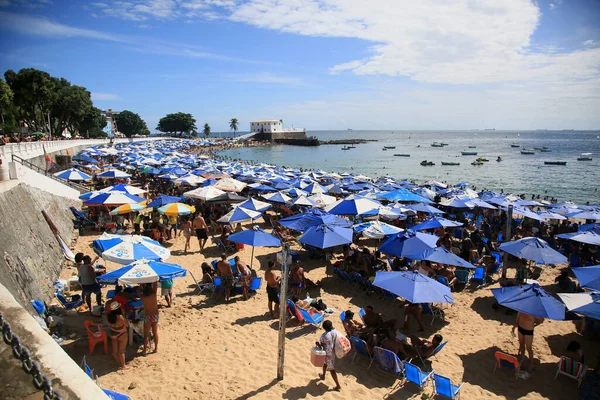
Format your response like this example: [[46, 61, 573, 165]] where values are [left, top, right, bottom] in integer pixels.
[[298, 224, 353, 249], [565, 211, 600, 220], [207, 192, 247, 203], [237, 198, 272, 212], [285, 188, 308, 197], [378, 188, 431, 203], [578, 223, 600, 233], [278, 209, 352, 232], [456, 182, 470, 188], [102, 183, 147, 195], [558, 292, 600, 320], [249, 183, 277, 193], [262, 191, 291, 204], [183, 186, 225, 200], [352, 220, 403, 239], [97, 169, 131, 179], [217, 206, 263, 224], [328, 195, 382, 216], [537, 210, 567, 221], [498, 237, 567, 264], [175, 175, 206, 186], [303, 182, 328, 194], [97, 259, 186, 285], [148, 195, 183, 208], [53, 168, 92, 181], [72, 154, 99, 164], [556, 230, 600, 246], [378, 230, 439, 259], [308, 192, 337, 208], [109, 203, 145, 215], [227, 226, 281, 268], [511, 206, 546, 222], [158, 202, 196, 216], [373, 271, 454, 304], [407, 203, 445, 214], [415, 246, 476, 269], [84, 192, 146, 206], [291, 195, 319, 207], [411, 216, 463, 231], [377, 206, 406, 221], [491, 284, 565, 320], [213, 177, 247, 192], [93, 234, 170, 264], [571, 266, 600, 291]]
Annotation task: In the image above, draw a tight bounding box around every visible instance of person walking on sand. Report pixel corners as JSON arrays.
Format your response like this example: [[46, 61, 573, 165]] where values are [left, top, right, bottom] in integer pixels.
[[315, 320, 342, 391], [193, 213, 208, 251], [137, 282, 159, 354], [512, 311, 544, 370], [217, 253, 234, 302], [264, 260, 280, 318], [161, 278, 173, 307], [182, 217, 192, 253]]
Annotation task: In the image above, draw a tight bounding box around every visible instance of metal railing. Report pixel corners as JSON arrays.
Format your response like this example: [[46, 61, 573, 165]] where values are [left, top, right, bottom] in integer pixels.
[[11, 154, 90, 193]]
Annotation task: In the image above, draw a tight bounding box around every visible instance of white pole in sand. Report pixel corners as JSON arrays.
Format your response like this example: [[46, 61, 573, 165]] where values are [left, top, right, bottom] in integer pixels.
[[502, 204, 513, 279], [277, 243, 289, 380]]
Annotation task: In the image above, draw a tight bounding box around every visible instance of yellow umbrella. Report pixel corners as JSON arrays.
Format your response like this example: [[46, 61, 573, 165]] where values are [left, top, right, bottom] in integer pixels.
[[110, 203, 145, 215], [158, 202, 196, 216]]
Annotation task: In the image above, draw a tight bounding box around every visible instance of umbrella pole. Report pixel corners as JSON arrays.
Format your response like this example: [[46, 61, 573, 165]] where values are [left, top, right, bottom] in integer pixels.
[[277, 244, 290, 380], [251, 246, 255, 270], [502, 204, 513, 279]]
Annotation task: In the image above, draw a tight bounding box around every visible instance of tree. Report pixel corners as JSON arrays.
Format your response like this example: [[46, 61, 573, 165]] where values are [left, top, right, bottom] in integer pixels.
[[0, 78, 16, 135], [202, 123, 211, 138], [229, 118, 238, 138], [115, 110, 148, 137], [78, 107, 107, 138], [156, 112, 197, 136]]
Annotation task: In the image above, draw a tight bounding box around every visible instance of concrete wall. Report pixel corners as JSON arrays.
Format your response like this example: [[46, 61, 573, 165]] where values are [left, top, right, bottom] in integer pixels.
[[0, 182, 81, 310], [272, 131, 307, 140], [0, 283, 108, 399]]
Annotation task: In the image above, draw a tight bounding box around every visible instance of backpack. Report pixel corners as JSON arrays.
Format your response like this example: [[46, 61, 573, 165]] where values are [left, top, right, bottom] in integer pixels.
[[333, 330, 351, 359]]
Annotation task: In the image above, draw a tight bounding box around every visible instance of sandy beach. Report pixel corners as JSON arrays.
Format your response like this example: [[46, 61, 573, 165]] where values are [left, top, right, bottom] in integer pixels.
[[57, 220, 592, 400]]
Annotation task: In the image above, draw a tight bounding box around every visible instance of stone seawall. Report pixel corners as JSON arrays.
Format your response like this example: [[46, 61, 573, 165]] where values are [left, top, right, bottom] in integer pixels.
[[0, 182, 80, 311]]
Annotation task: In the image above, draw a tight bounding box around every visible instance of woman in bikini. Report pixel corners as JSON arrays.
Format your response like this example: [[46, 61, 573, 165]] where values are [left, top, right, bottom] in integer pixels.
[[182, 217, 192, 253], [107, 302, 130, 370]]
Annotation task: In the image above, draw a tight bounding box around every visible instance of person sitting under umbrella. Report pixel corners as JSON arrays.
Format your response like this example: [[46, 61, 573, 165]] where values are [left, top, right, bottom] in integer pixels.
[[437, 265, 457, 288], [402, 302, 425, 332], [363, 305, 396, 333]]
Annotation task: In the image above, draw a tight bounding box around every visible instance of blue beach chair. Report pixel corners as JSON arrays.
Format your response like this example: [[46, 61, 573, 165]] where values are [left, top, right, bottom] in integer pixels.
[[350, 336, 374, 368], [358, 308, 366, 324], [298, 307, 325, 328], [422, 303, 445, 325], [339, 311, 346, 324], [455, 270, 470, 285], [55, 292, 83, 310], [211, 277, 222, 298], [403, 361, 433, 390], [471, 267, 486, 287], [373, 346, 404, 378], [248, 277, 262, 291], [433, 372, 464, 399]]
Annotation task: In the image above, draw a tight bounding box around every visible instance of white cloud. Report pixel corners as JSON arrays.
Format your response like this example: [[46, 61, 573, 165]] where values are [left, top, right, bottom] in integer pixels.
[[91, 92, 121, 101], [584, 39, 596, 47], [91, 0, 235, 21]]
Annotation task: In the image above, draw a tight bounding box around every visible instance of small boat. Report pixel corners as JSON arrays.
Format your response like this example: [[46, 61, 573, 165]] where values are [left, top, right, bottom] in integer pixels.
[[431, 142, 444, 147], [347, 145, 356, 149], [441, 162, 460, 166], [496, 156, 503, 162], [521, 149, 535, 155], [468, 146, 476, 148], [511, 144, 520, 148], [471, 160, 484, 165], [461, 151, 478, 156], [440, 143, 449, 146], [544, 161, 567, 166], [382, 147, 387, 151], [577, 153, 593, 161], [384, 146, 396, 149], [420, 160, 435, 166], [540, 148, 551, 152], [342, 146, 351, 150], [394, 154, 410, 157], [476, 157, 489, 162]]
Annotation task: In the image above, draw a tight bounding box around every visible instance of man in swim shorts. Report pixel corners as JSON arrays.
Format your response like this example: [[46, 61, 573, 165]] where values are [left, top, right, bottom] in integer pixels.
[[138, 282, 159, 354], [264, 260, 280, 318], [193, 213, 208, 251], [512, 311, 544, 370]]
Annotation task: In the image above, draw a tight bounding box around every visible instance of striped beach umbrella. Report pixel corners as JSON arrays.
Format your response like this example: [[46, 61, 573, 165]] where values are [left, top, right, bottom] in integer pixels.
[[158, 202, 196, 216], [93, 234, 170, 264], [97, 169, 131, 179], [53, 168, 92, 181], [110, 203, 145, 215]]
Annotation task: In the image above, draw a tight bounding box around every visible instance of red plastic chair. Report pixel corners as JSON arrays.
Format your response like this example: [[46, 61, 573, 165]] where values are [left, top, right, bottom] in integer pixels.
[[84, 320, 108, 356]]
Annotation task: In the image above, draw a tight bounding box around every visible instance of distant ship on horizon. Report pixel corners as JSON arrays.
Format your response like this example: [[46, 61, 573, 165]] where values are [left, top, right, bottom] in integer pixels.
[[484, 128, 495, 130]]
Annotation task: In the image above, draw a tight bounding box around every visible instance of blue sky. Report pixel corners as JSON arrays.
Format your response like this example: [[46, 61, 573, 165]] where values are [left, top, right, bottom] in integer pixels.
[[1, 0, 599, 132]]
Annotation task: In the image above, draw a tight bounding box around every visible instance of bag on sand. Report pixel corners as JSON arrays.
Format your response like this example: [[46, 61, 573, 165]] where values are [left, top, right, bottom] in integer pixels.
[[334, 331, 351, 359]]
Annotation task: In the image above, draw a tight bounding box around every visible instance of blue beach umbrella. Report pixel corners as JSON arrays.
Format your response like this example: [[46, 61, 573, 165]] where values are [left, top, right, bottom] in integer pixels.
[[298, 224, 353, 249], [261, 191, 292, 204], [303, 182, 328, 194], [558, 292, 600, 320], [415, 246, 476, 269], [407, 203, 445, 214], [84, 192, 146, 206], [373, 271, 454, 304], [291, 195, 319, 207], [72, 154, 99, 164], [491, 284, 565, 320], [328, 195, 381, 216], [93, 234, 170, 264], [571, 266, 600, 291], [279, 209, 351, 232], [352, 220, 403, 239], [53, 168, 92, 181], [217, 206, 263, 224], [237, 198, 272, 212], [498, 237, 567, 265], [556, 230, 600, 246], [378, 188, 431, 203], [565, 211, 600, 220], [228, 226, 281, 268], [411, 216, 463, 231], [97, 169, 131, 179], [378, 230, 439, 259], [97, 259, 186, 285], [147, 195, 183, 208]]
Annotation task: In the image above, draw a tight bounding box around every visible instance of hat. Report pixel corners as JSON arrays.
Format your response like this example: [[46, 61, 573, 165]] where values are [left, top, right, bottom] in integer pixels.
[[109, 301, 121, 311]]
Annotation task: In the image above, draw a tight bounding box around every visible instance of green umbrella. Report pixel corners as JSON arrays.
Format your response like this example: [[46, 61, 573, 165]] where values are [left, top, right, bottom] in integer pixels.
[[30, 131, 46, 136]]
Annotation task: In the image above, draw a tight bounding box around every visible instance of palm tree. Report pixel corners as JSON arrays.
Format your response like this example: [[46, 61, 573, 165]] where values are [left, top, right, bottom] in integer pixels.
[[202, 123, 211, 138], [229, 118, 238, 138]]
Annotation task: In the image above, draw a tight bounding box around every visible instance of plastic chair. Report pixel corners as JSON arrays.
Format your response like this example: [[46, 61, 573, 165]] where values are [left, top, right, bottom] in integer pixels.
[[350, 336, 373, 368], [211, 277, 222, 298], [358, 308, 366, 324], [350, 272, 368, 290], [403, 361, 433, 390], [493, 351, 520, 376], [286, 299, 305, 325], [433, 372, 463, 399], [56, 292, 84, 310], [471, 267, 486, 286], [422, 303, 445, 326], [339, 310, 346, 324], [248, 277, 262, 291], [455, 270, 470, 285], [339, 270, 354, 285], [435, 275, 454, 290], [555, 355, 587, 387], [84, 320, 108, 356], [416, 340, 448, 366], [298, 307, 325, 328], [497, 233, 503, 242], [373, 346, 404, 377]]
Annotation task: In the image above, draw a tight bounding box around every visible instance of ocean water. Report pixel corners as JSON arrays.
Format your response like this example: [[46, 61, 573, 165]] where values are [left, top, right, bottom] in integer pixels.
[[219, 130, 600, 204]]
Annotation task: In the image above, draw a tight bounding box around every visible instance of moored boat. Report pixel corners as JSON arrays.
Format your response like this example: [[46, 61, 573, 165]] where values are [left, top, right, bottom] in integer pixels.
[[441, 162, 460, 166], [461, 151, 478, 156], [511, 144, 520, 148], [468, 146, 476, 148], [476, 157, 489, 162], [577, 153, 593, 161], [471, 160, 484, 165], [420, 160, 435, 166], [544, 161, 567, 166], [431, 142, 444, 147], [393, 154, 410, 157], [383, 146, 396, 149], [521, 149, 535, 155]]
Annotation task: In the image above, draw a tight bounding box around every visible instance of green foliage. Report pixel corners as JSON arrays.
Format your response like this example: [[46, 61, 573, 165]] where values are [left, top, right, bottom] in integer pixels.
[[156, 112, 197, 136], [78, 107, 107, 138], [115, 110, 148, 137], [229, 118, 238, 137], [202, 123, 211, 138], [0, 78, 17, 135]]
